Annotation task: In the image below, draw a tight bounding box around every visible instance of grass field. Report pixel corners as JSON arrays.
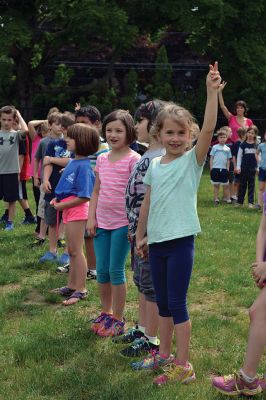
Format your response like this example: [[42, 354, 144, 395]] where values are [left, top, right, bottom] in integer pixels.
[[0, 170, 265, 400]]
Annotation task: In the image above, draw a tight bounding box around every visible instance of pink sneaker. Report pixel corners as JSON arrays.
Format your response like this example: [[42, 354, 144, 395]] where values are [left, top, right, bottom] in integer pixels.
[[212, 372, 262, 396], [90, 312, 112, 334], [97, 317, 125, 337], [153, 361, 196, 386], [259, 374, 266, 391]]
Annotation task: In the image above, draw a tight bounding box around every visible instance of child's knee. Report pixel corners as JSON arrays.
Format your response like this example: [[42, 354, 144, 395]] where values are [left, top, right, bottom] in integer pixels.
[[249, 297, 266, 322], [109, 270, 126, 285]]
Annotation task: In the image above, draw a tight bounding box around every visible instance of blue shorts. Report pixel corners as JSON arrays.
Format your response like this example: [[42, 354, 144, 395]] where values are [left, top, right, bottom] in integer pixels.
[[94, 226, 129, 285], [259, 168, 266, 182]]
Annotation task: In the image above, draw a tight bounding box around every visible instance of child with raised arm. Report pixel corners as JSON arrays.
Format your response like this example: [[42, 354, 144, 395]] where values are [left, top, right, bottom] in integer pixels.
[[212, 199, 266, 396], [51, 123, 98, 305], [88, 110, 140, 337], [135, 63, 221, 385]]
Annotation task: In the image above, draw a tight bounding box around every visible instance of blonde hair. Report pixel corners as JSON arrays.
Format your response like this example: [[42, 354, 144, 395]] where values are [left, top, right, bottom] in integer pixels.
[[151, 103, 195, 148]]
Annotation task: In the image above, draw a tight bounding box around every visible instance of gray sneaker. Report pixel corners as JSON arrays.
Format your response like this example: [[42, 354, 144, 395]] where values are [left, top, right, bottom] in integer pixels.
[[56, 264, 70, 273]]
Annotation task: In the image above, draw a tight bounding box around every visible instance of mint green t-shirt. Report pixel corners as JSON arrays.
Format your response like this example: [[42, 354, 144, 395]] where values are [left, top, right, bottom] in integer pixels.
[[143, 147, 203, 244]]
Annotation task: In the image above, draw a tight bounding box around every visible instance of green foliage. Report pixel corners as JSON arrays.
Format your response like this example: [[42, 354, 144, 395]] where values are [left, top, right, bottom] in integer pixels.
[[151, 45, 174, 101], [120, 69, 138, 113]]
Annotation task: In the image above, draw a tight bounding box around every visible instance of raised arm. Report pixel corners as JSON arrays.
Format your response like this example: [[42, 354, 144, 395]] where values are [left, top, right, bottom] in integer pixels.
[[16, 110, 28, 134], [218, 81, 232, 120], [195, 62, 221, 165], [28, 119, 47, 141]]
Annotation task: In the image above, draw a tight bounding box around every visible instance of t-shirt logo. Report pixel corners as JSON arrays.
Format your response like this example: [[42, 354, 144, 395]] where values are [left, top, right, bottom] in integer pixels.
[[9, 136, 15, 145], [66, 172, 75, 184]]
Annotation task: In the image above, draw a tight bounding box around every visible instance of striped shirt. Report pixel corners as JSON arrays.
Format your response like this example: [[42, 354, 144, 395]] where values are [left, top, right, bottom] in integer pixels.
[[95, 150, 141, 229]]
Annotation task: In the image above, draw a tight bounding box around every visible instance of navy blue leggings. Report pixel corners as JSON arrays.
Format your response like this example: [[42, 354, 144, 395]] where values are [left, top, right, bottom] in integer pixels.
[[149, 236, 194, 325]]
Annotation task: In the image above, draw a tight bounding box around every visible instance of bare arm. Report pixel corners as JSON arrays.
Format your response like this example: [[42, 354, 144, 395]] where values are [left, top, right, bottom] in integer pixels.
[[16, 110, 28, 134], [28, 120, 47, 141], [256, 213, 266, 262], [43, 156, 70, 168], [210, 155, 213, 170], [195, 62, 221, 165], [87, 173, 100, 237], [236, 147, 243, 172], [33, 158, 41, 187], [42, 164, 53, 193], [53, 197, 88, 211], [136, 185, 151, 251], [218, 81, 232, 120], [227, 158, 230, 170]]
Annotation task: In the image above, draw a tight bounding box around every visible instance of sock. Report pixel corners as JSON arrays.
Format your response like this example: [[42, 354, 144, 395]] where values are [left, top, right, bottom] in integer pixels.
[[138, 325, 145, 334], [145, 334, 159, 346], [239, 369, 256, 383], [24, 208, 34, 218]]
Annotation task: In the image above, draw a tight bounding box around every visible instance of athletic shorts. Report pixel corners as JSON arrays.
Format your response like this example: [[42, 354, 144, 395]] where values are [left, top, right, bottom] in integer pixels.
[[210, 168, 229, 185], [0, 173, 19, 202], [259, 168, 266, 182], [44, 201, 62, 226], [61, 196, 89, 224]]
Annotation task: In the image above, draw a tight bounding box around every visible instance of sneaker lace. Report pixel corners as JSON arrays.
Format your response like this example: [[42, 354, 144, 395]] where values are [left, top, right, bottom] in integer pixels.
[[162, 363, 184, 380]]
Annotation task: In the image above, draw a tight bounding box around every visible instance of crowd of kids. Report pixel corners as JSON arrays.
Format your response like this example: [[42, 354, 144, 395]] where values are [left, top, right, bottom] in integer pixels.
[[0, 62, 266, 395]]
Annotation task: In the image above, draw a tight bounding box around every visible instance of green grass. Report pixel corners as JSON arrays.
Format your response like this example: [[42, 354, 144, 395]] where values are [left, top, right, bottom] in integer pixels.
[[0, 171, 265, 400]]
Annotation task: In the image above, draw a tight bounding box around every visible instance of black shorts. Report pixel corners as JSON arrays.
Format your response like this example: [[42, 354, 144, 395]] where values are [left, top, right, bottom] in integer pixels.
[[0, 173, 19, 202], [18, 180, 28, 200], [210, 168, 229, 185]]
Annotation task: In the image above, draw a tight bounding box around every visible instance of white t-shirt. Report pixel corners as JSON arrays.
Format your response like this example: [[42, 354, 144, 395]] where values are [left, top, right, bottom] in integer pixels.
[[210, 144, 231, 169]]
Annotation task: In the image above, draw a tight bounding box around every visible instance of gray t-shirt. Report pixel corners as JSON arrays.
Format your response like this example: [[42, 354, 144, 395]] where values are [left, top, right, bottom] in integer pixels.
[[35, 136, 54, 180], [125, 147, 165, 235], [0, 129, 23, 174]]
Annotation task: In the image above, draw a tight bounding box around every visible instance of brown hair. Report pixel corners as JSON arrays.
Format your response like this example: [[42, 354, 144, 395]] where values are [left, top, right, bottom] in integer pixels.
[[0, 105, 17, 118], [67, 123, 99, 156], [237, 127, 247, 139], [61, 114, 75, 129], [47, 112, 62, 125], [246, 124, 258, 136], [152, 103, 194, 135], [102, 109, 136, 145], [234, 100, 248, 116]]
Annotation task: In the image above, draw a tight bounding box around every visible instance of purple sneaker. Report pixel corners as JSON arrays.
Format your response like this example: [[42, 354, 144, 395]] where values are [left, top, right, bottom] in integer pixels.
[[212, 372, 262, 396], [259, 374, 266, 391]]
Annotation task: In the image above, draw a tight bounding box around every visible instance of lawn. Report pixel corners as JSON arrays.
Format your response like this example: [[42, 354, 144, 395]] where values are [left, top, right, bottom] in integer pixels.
[[0, 170, 265, 400]]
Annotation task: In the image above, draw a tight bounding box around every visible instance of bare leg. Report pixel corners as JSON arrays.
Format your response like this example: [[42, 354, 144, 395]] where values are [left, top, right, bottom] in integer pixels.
[[138, 293, 146, 327], [158, 316, 174, 356], [112, 283, 126, 321], [242, 287, 266, 377], [99, 282, 112, 314], [258, 181, 266, 207], [48, 225, 57, 254], [213, 184, 220, 200], [58, 221, 65, 240], [63, 221, 87, 305], [18, 198, 30, 211], [8, 201, 16, 221], [145, 300, 159, 337], [39, 218, 48, 240], [223, 184, 231, 201], [174, 319, 191, 364], [84, 236, 96, 271]]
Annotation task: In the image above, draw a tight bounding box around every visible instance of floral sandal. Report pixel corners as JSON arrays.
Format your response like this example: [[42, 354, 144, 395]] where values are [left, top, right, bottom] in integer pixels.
[[62, 291, 88, 306], [51, 286, 75, 297]]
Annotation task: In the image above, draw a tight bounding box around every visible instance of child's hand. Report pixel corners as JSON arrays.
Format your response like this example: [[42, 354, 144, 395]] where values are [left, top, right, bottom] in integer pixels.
[[34, 177, 40, 188], [42, 180, 52, 193], [206, 61, 222, 91], [236, 168, 241, 174], [218, 81, 227, 93], [75, 102, 81, 111], [136, 237, 148, 259], [252, 262, 266, 288], [87, 218, 97, 237]]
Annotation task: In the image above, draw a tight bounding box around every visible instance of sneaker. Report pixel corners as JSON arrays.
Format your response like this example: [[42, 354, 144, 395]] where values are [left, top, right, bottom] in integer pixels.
[[214, 199, 219, 206], [57, 253, 70, 265], [120, 336, 159, 358], [259, 374, 266, 391], [86, 270, 97, 280], [254, 204, 262, 210], [4, 221, 14, 231], [90, 313, 112, 334], [56, 264, 70, 273], [97, 317, 125, 337], [22, 215, 37, 224], [39, 251, 57, 263], [112, 326, 144, 344], [212, 372, 262, 396], [248, 203, 254, 209], [32, 238, 45, 247], [57, 239, 66, 248], [131, 351, 174, 371], [153, 361, 196, 386]]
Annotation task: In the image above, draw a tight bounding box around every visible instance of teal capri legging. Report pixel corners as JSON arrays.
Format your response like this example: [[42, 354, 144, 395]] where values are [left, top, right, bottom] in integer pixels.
[[94, 226, 130, 285]]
